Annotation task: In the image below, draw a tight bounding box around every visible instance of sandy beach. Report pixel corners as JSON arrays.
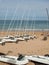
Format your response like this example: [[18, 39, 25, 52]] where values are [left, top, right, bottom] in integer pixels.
[[0, 31, 49, 65]]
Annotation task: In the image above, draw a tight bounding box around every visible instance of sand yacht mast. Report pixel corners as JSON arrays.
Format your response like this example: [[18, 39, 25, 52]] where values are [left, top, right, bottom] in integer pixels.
[[46, 8, 49, 30], [46, 8, 49, 20]]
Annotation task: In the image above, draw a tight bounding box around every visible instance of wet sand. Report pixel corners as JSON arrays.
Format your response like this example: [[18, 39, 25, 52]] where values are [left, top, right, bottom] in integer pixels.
[[0, 31, 49, 65]]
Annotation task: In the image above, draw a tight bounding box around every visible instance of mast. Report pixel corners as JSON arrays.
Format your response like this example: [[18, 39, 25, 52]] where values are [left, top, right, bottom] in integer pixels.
[[46, 8, 49, 29], [46, 8, 49, 20]]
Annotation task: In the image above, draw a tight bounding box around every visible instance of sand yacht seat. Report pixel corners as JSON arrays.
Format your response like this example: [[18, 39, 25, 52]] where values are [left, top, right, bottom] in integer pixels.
[[0, 54, 28, 65], [17, 54, 24, 60]]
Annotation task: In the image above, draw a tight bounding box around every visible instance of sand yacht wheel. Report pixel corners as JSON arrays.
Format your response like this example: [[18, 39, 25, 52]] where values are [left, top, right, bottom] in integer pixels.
[[2, 42, 5, 46]]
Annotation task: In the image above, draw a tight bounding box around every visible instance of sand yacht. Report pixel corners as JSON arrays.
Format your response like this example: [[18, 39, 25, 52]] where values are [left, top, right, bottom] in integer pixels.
[[27, 55, 49, 64], [0, 35, 25, 45], [22, 34, 37, 41], [0, 53, 49, 65], [0, 36, 17, 45], [0, 54, 28, 65], [15, 35, 25, 41]]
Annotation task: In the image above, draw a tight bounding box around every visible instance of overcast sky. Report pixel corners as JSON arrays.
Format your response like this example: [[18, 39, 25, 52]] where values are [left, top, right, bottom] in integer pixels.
[[0, 0, 49, 20]]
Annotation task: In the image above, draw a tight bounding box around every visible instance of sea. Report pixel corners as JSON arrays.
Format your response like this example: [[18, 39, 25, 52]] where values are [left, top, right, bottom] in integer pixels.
[[0, 20, 49, 31]]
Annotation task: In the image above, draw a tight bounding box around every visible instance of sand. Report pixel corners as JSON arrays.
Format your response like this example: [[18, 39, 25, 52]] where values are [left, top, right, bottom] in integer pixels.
[[0, 31, 49, 65]]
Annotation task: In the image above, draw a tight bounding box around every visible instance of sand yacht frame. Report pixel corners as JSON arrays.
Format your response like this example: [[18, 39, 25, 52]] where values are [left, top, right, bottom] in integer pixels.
[[0, 54, 49, 65], [0, 54, 28, 65]]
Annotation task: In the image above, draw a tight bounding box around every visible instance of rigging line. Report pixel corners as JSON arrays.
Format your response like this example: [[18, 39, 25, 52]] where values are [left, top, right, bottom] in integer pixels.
[[14, 16, 19, 35], [2, 8, 8, 32], [25, 8, 31, 31], [9, 7, 19, 32], [6, 7, 18, 35], [14, 9, 27, 35], [14, 16, 18, 31], [19, 9, 26, 30]]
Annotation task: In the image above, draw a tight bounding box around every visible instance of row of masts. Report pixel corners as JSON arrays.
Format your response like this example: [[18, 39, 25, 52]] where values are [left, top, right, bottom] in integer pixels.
[[0, 8, 49, 36]]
